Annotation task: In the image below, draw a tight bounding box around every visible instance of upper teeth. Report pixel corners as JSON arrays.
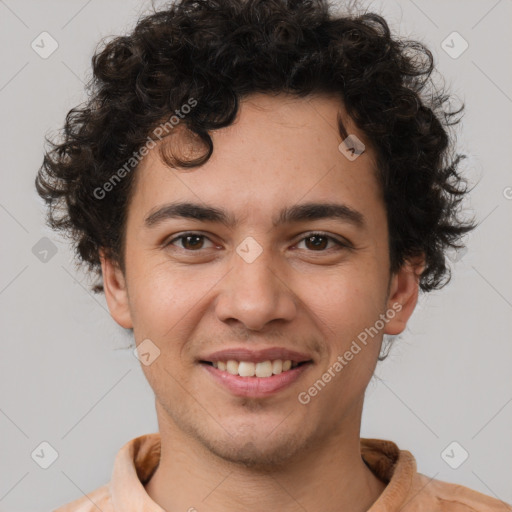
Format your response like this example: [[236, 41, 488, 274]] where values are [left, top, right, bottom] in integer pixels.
[[213, 359, 297, 377]]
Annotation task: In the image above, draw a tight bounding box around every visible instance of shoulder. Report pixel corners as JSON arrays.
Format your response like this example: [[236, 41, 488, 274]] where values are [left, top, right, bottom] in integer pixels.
[[409, 472, 512, 512], [53, 483, 112, 512]]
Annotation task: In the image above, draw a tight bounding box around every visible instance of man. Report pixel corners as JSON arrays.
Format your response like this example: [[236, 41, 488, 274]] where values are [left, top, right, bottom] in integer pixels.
[[36, 0, 511, 510]]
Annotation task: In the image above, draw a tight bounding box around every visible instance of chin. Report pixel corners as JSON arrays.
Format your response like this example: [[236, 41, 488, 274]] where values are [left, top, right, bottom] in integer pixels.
[[197, 426, 312, 471]]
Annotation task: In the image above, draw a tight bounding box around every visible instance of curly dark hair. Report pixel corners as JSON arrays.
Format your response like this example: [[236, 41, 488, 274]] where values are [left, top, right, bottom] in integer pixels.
[[36, 0, 477, 299]]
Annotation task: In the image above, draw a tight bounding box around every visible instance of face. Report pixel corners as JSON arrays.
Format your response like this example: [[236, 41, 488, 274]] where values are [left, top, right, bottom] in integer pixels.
[[101, 93, 422, 469]]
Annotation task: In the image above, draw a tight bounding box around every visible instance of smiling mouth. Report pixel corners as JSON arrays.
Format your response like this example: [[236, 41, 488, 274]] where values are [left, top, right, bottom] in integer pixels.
[[200, 359, 312, 378]]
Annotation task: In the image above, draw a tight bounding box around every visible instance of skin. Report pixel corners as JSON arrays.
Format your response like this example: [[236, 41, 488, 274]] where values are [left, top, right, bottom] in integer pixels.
[[101, 93, 425, 512]]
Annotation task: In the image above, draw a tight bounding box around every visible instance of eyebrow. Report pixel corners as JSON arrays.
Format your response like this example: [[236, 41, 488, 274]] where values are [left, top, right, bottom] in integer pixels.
[[143, 201, 367, 230]]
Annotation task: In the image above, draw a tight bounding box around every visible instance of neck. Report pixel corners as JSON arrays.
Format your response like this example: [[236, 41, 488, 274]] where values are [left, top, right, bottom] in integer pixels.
[[145, 402, 386, 512]]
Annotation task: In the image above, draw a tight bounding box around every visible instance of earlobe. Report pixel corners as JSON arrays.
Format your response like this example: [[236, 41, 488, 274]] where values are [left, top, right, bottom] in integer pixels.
[[384, 255, 425, 336], [99, 249, 133, 329]]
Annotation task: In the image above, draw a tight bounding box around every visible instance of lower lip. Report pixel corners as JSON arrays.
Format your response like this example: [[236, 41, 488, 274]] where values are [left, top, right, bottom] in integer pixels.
[[200, 362, 312, 398]]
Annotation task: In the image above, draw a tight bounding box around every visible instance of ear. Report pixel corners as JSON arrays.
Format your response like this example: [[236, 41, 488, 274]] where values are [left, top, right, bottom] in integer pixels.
[[383, 254, 425, 336], [99, 248, 133, 329]]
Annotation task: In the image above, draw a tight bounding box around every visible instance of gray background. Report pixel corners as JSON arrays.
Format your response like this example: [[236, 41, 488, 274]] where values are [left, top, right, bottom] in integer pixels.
[[0, 0, 511, 510]]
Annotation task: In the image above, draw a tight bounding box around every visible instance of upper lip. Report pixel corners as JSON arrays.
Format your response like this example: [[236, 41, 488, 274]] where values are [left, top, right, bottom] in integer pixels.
[[198, 347, 313, 364]]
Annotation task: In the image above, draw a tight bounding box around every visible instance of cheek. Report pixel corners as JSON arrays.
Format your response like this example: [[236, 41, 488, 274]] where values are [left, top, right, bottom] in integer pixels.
[[128, 264, 188, 337], [304, 268, 386, 367], [128, 261, 219, 354], [312, 279, 384, 402], [306, 264, 381, 324], [130, 268, 200, 389]]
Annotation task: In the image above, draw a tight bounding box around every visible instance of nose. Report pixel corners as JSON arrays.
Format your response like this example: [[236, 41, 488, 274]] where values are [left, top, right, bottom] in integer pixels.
[[214, 243, 297, 331]]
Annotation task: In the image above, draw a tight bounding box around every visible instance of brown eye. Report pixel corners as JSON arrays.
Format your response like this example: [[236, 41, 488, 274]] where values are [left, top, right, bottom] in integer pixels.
[[304, 234, 329, 250], [297, 232, 348, 252], [180, 234, 205, 250], [166, 233, 214, 251]]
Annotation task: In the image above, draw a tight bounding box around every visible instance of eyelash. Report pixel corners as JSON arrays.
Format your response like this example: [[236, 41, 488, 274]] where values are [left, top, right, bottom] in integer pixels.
[[165, 231, 351, 252]]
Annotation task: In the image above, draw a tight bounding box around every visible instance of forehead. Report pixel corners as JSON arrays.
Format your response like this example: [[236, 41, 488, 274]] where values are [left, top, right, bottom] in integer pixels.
[[126, 93, 383, 232]]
